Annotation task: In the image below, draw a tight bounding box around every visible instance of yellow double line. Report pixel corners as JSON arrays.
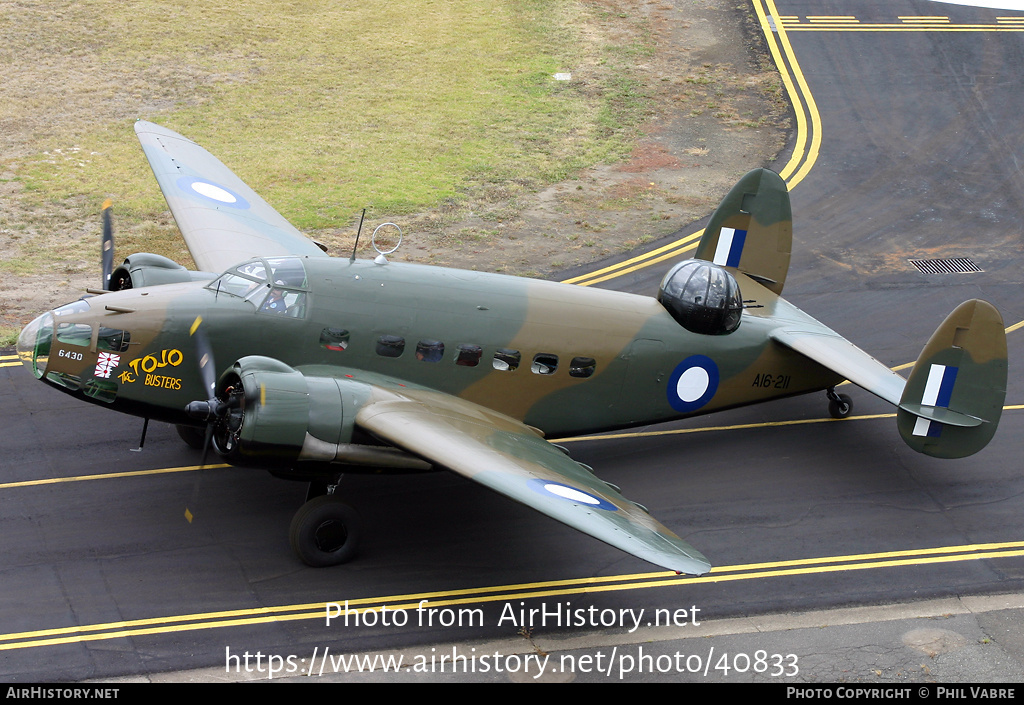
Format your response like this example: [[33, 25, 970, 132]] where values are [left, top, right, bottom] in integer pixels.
[[1, 353, 21, 369], [3, 540, 1023, 651], [563, 0, 821, 288]]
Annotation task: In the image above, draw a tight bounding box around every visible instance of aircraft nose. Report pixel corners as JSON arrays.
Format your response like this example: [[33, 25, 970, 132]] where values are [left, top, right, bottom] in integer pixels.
[[16, 312, 53, 379]]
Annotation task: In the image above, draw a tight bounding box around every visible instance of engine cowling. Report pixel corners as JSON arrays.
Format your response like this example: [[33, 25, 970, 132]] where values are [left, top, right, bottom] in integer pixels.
[[208, 356, 430, 473], [657, 259, 743, 335], [109, 253, 215, 290]]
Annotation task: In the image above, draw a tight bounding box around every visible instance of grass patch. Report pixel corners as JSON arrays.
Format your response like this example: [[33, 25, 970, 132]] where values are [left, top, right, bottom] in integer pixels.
[[0, 327, 20, 348], [12, 0, 650, 232]]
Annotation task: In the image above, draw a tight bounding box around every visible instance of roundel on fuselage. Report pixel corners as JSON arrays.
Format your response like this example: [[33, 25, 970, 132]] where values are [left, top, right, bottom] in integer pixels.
[[657, 259, 742, 335], [667, 355, 720, 413]]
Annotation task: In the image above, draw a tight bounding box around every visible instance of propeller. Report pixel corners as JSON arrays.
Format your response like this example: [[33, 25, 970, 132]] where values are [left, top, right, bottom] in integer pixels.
[[184, 316, 233, 461], [101, 199, 114, 290], [182, 315, 243, 521]]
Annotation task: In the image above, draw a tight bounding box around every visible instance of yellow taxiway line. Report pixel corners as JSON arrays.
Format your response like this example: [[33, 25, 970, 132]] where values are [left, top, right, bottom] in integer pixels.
[[2, 540, 1023, 651]]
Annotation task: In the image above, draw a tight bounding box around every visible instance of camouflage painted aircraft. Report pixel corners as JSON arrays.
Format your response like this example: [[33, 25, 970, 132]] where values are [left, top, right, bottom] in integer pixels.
[[17, 121, 1008, 576]]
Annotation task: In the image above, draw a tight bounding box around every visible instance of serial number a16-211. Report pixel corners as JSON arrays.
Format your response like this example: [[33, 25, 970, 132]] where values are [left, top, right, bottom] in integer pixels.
[[752, 373, 791, 390]]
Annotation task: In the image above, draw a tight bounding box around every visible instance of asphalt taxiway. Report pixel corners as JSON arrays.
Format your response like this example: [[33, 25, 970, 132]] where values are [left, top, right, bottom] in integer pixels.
[[2, 0, 1023, 683]]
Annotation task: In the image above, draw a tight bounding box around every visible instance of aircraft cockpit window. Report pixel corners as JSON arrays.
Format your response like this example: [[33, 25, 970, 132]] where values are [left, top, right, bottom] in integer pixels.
[[210, 273, 263, 299], [455, 344, 482, 367], [569, 356, 596, 378], [56, 322, 92, 347], [416, 340, 445, 362], [266, 257, 308, 289], [97, 327, 131, 353], [53, 300, 91, 317], [493, 348, 520, 372], [376, 335, 405, 358], [531, 353, 559, 375], [235, 261, 267, 280], [257, 288, 308, 317]]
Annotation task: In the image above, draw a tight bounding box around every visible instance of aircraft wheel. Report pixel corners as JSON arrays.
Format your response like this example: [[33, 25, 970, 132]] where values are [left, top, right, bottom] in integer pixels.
[[290, 496, 361, 567], [828, 393, 853, 419], [175, 424, 206, 450]]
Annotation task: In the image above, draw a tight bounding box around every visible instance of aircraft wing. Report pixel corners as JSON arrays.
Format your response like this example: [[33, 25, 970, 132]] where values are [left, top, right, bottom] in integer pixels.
[[135, 120, 328, 273], [354, 385, 711, 575], [770, 326, 906, 406]]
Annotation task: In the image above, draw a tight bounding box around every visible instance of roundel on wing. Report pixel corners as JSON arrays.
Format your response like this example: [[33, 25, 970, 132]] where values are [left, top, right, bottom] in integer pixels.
[[667, 355, 719, 413], [176, 176, 251, 209], [527, 479, 617, 511]]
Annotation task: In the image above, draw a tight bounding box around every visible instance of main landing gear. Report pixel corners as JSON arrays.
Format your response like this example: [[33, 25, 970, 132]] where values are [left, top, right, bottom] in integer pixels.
[[289, 480, 361, 567], [826, 387, 853, 419]]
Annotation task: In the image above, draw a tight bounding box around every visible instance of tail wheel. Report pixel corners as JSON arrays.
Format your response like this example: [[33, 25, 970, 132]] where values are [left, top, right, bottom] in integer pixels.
[[828, 393, 853, 419], [290, 496, 361, 567]]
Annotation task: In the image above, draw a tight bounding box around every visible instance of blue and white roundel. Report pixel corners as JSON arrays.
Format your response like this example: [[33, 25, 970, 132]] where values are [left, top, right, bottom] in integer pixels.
[[176, 176, 250, 209], [667, 355, 719, 413], [527, 479, 617, 511]]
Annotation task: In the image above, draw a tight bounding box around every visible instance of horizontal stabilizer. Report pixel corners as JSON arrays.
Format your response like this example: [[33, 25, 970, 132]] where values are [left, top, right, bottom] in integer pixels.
[[697, 168, 792, 295], [897, 300, 1007, 459]]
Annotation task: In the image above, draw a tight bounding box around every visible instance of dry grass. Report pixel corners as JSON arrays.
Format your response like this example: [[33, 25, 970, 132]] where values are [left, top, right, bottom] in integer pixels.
[[0, 0, 656, 327], [0, 0, 790, 335]]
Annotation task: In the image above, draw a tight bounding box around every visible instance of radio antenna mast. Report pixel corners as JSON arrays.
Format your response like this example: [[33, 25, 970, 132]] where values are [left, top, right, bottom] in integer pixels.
[[350, 209, 366, 262]]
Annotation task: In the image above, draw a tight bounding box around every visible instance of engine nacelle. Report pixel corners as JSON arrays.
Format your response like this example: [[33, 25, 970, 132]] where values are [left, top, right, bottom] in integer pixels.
[[210, 356, 430, 473], [109, 253, 215, 290], [657, 259, 743, 335]]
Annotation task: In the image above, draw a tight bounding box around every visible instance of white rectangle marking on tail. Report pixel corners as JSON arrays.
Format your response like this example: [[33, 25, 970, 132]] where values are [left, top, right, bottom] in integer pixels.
[[713, 228, 736, 266]]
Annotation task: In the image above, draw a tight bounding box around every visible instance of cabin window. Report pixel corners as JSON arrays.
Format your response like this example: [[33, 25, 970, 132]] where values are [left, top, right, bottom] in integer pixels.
[[97, 327, 131, 353], [376, 335, 405, 358], [416, 340, 445, 362], [569, 356, 596, 378], [455, 344, 482, 367], [320, 328, 350, 351], [493, 348, 520, 372], [56, 322, 92, 347], [83, 378, 118, 403], [531, 353, 558, 375]]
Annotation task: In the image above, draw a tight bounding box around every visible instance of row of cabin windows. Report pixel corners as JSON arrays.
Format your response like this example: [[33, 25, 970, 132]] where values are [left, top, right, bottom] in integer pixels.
[[319, 327, 596, 378]]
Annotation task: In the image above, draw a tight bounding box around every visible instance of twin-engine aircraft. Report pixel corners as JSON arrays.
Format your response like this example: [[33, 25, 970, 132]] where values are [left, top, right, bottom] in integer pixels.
[[17, 121, 1008, 576]]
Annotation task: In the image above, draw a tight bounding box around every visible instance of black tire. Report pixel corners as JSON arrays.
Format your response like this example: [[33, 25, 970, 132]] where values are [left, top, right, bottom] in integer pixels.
[[175, 424, 206, 450], [290, 496, 360, 567], [828, 393, 853, 419]]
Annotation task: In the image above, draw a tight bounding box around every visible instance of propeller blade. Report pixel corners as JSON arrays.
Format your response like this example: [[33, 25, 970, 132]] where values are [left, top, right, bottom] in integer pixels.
[[189, 315, 218, 398], [101, 199, 114, 290], [186, 421, 213, 523], [186, 315, 218, 522]]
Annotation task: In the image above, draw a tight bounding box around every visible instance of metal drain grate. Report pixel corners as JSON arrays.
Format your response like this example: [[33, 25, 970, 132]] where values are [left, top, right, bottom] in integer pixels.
[[908, 257, 983, 274]]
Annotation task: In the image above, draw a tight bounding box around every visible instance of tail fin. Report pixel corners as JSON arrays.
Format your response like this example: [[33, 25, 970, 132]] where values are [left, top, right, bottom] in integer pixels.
[[897, 300, 1007, 459], [696, 168, 792, 295]]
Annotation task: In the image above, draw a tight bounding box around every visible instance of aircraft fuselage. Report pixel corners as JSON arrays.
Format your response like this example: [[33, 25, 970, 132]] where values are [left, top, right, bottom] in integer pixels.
[[20, 256, 844, 443]]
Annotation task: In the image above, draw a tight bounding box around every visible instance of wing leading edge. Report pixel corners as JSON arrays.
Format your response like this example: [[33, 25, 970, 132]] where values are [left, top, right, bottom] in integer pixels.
[[355, 385, 711, 576], [135, 120, 328, 273]]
